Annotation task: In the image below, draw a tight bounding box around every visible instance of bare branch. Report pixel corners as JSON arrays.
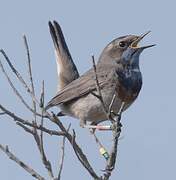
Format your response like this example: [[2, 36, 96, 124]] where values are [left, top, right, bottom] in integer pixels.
[[0, 144, 45, 180], [37, 80, 54, 179], [57, 124, 71, 180], [0, 49, 42, 112], [17, 122, 33, 134], [18, 121, 55, 179], [91, 56, 126, 180], [33, 128, 55, 179], [23, 35, 37, 123], [108, 94, 117, 119], [92, 56, 107, 114], [52, 114, 100, 179], [0, 49, 30, 92], [103, 102, 125, 180], [0, 104, 66, 137], [17, 121, 67, 137], [91, 56, 116, 124], [1, 45, 55, 179], [40, 80, 45, 166], [0, 58, 42, 117], [0, 112, 5, 115], [0, 38, 126, 180], [0, 91, 53, 178]]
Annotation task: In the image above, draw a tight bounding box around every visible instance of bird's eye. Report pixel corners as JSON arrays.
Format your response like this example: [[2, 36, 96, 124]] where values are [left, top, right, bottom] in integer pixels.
[[119, 41, 126, 48]]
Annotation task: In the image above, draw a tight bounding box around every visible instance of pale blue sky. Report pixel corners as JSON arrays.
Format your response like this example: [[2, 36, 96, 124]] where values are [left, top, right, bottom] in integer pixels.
[[0, 0, 175, 179]]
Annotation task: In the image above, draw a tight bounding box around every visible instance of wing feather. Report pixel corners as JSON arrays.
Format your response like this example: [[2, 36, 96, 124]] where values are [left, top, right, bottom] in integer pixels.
[[45, 64, 118, 109]]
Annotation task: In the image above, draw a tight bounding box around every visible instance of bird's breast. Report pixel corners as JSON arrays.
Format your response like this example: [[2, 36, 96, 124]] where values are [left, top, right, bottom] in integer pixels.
[[117, 69, 142, 103]]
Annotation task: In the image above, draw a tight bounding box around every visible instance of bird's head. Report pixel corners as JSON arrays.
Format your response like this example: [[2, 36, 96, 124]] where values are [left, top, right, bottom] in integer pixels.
[[98, 31, 155, 66], [121, 31, 155, 68]]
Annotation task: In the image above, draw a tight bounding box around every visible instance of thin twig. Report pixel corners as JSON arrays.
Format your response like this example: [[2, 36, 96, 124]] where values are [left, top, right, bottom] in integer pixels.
[[91, 55, 116, 124], [0, 46, 125, 180], [71, 129, 100, 179], [58, 124, 71, 180], [0, 104, 66, 137], [35, 130, 55, 179], [19, 120, 54, 179], [17, 123, 33, 134], [40, 80, 45, 164], [91, 57, 125, 180], [0, 144, 45, 180], [16, 122, 66, 137], [0, 44, 105, 180], [38, 80, 54, 179], [23, 35, 37, 124], [103, 102, 125, 180], [92, 56, 107, 114], [0, 49, 30, 92], [0, 58, 42, 117], [0, 49, 42, 113], [23, 36, 52, 178], [40, 80, 45, 142], [23, 37, 55, 178], [108, 94, 117, 119], [52, 114, 100, 179]]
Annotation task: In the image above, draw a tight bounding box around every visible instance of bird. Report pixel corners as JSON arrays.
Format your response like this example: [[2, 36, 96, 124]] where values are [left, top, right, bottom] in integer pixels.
[[46, 21, 155, 129]]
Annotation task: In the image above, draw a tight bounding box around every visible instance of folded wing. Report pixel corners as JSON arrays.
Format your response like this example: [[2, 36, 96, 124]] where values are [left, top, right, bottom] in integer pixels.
[[45, 64, 118, 109]]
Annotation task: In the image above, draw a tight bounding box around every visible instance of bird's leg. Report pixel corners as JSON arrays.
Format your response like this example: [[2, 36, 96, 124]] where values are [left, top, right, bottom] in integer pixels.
[[80, 119, 112, 130], [88, 125, 112, 130], [89, 121, 99, 133], [83, 124, 112, 131]]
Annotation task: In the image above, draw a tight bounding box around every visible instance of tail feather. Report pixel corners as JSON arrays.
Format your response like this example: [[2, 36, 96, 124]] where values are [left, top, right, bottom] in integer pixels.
[[48, 21, 79, 90]]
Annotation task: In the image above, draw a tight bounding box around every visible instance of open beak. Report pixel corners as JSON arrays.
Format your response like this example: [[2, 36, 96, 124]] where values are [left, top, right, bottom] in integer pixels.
[[131, 31, 156, 49]]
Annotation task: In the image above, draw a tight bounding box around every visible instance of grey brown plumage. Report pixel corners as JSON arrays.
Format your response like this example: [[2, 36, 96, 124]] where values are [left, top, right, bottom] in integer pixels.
[[49, 21, 79, 89], [45, 62, 119, 109]]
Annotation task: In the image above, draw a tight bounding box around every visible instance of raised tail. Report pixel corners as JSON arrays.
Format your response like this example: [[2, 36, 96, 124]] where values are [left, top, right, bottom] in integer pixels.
[[48, 20, 79, 90]]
